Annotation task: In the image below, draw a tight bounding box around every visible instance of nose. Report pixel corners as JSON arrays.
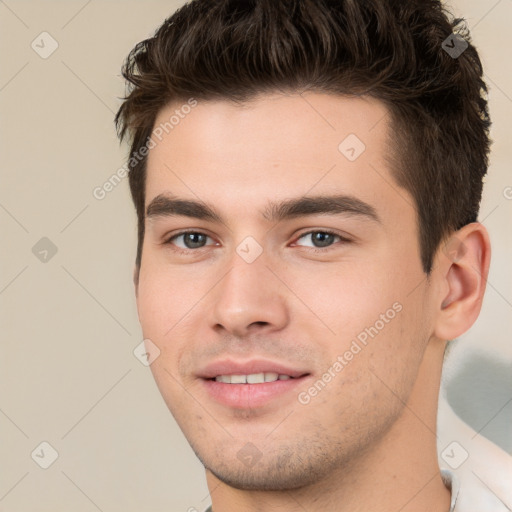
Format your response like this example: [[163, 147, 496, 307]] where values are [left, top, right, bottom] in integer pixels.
[[210, 253, 290, 338]]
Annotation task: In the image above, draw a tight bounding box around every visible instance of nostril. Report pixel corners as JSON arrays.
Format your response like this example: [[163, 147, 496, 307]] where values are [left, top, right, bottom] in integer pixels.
[[249, 321, 269, 328]]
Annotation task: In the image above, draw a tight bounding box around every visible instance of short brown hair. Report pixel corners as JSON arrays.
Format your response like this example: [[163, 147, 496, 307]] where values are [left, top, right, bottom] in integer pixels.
[[115, 0, 491, 274]]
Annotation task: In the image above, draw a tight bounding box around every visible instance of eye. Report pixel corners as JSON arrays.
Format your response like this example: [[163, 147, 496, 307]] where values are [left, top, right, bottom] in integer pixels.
[[163, 229, 350, 254], [294, 230, 349, 250], [165, 231, 216, 251]]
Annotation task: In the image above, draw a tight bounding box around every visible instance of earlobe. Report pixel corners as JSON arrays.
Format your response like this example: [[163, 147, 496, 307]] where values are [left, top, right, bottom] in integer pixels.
[[434, 223, 491, 341]]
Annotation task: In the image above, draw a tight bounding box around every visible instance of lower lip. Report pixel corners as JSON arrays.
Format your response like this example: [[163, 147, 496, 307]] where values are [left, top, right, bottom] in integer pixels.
[[202, 377, 309, 408]]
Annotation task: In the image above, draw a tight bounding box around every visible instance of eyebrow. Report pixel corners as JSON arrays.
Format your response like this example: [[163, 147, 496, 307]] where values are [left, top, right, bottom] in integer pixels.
[[146, 193, 380, 224]]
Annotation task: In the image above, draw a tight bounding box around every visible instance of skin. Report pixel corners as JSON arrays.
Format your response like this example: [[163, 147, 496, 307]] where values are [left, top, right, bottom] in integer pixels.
[[134, 92, 490, 512]]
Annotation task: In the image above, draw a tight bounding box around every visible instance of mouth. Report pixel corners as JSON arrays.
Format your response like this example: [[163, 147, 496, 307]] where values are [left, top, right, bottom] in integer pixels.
[[209, 372, 298, 384], [198, 360, 311, 408]]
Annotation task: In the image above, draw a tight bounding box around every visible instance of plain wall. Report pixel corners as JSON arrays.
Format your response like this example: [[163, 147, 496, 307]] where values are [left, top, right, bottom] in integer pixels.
[[1, 1, 511, 510]]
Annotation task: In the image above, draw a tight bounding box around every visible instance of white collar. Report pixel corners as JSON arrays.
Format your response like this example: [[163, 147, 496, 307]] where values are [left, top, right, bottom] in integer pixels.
[[441, 468, 460, 512]]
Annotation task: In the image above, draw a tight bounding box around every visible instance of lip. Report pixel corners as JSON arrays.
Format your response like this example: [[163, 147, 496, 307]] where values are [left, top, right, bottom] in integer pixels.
[[198, 358, 311, 409]]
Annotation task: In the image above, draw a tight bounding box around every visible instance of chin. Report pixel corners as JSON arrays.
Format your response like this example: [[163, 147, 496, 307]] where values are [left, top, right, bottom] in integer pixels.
[[200, 445, 338, 492]]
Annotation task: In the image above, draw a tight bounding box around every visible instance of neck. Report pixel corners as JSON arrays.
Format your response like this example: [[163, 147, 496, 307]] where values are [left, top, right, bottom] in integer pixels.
[[205, 339, 451, 512]]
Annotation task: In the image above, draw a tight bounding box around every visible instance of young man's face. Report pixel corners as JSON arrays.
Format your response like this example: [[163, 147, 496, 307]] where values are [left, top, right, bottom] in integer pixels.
[[136, 93, 440, 489]]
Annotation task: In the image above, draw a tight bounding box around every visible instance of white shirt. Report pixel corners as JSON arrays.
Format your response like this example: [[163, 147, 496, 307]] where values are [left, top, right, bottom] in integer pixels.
[[437, 394, 512, 511]]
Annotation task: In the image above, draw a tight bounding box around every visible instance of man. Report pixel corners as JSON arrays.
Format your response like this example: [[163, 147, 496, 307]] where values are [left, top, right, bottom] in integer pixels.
[[115, 0, 508, 510]]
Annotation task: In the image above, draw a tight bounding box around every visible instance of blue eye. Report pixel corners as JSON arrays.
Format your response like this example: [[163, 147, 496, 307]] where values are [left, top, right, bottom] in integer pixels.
[[164, 229, 350, 255], [166, 231, 214, 250], [295, 230, 346, 249]]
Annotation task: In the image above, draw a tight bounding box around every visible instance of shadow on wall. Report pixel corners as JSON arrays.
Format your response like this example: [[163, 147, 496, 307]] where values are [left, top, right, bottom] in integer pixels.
[[445, 351, 512, 454]]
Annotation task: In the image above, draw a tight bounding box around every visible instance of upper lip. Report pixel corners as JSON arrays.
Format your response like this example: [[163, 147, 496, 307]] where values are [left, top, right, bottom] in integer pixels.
[[198, 359, 310, 379]]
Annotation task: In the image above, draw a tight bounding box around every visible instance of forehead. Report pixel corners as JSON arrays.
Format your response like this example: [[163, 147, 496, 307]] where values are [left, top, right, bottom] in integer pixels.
[[145, 93, 411, 223]]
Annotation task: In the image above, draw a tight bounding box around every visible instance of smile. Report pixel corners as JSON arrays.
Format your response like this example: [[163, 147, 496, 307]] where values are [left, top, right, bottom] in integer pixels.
[[213, 372, 293, 384]]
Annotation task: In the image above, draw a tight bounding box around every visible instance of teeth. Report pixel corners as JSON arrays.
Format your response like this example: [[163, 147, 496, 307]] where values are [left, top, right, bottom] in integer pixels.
[[247, 373, 265, 384], [214, 372, 292, 384], [264, 372, 279, 382]]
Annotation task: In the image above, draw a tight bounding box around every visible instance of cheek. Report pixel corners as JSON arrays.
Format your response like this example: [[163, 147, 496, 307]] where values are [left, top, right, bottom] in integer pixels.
[[298, 263, 428, 381], [136, 261, 200, 335], [287, 263, 406, 341], [358, 287, 430, 396], [136, 262, 212, 387], [136, 268, 197, 409], [137, 278, 169, 337]]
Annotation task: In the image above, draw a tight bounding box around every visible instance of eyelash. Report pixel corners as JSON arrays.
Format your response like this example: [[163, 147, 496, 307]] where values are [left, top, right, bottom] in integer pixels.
[[163, 229, 351, 255]]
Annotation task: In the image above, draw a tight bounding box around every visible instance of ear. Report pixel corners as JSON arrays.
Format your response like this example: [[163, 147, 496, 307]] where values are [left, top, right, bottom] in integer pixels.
[[433, 222, 491, 341]]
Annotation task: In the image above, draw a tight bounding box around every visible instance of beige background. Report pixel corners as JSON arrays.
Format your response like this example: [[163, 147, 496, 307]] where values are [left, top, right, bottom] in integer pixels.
[[1, 1, 511, 510]]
